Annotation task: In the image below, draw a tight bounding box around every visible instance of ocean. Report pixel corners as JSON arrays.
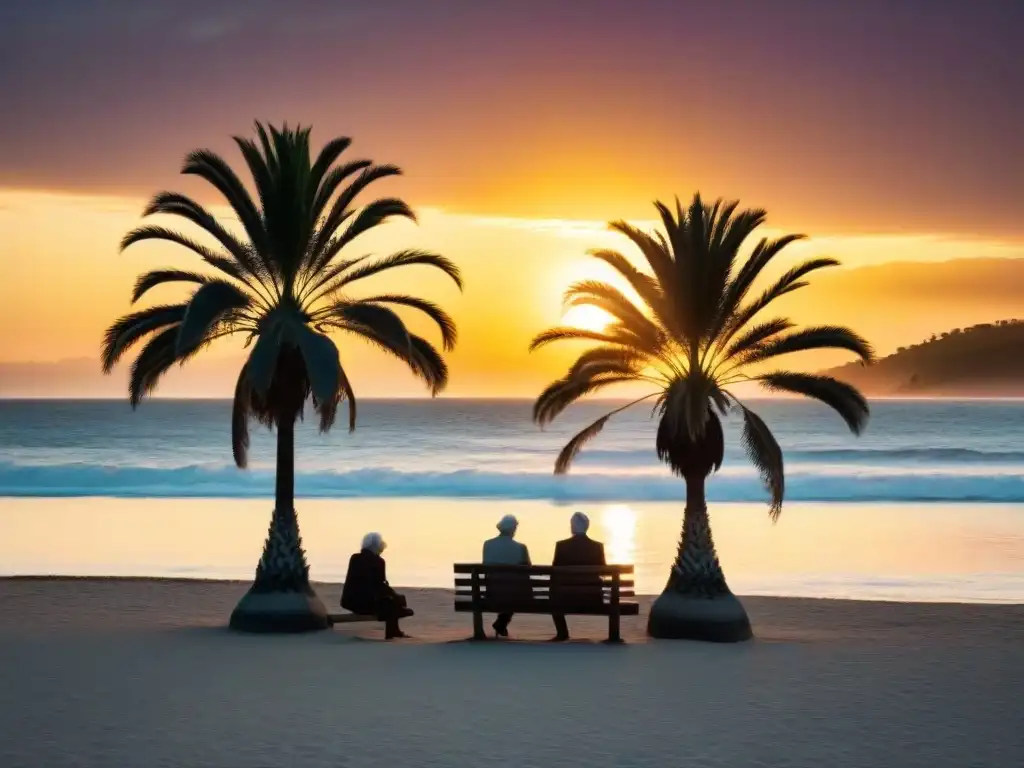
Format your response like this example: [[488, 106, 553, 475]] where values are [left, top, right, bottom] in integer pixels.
[[1, 399, 1023, 601], [2, 399, 1024, 502]]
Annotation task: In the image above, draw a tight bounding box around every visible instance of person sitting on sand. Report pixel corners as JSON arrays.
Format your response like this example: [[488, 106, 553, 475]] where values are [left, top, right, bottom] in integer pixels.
[[482, 514, 532, 637], [341, 532, 413, 640], [550, 511, 606, 641]]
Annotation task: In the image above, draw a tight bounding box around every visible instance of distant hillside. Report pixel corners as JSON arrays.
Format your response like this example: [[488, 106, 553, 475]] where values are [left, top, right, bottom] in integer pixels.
[[825, 320, 1024, 396]]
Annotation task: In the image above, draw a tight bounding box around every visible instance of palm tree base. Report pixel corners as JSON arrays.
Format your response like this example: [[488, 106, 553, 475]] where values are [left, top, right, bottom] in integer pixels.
[[229, 588, 331, 633], [647, 588, 753, 642]]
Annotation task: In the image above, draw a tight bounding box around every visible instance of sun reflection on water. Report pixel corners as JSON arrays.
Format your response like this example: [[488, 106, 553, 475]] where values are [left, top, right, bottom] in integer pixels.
[[601, 504, 637, 564]]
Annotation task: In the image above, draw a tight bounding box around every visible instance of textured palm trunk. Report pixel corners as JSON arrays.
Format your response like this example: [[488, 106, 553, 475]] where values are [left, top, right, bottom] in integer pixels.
[[669, 473, 731, 597], [251, 408, 312, 594], [647, 472, 752, 641], [230, 403, 328, 632]]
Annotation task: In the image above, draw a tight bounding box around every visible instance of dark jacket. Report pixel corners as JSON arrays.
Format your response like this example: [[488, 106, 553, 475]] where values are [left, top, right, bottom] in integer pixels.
[[553, 534, 606, 568], [551, 534, 606, 605], [341, 549, 391, 614]]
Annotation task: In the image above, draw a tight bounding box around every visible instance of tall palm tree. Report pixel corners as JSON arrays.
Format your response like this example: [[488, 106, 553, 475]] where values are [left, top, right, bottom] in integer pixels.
[[531, 194, 873, 642], [102, 123, 462, 632]]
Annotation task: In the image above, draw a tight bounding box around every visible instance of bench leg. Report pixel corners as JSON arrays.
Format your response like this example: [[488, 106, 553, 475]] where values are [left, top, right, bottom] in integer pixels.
[[607, 612, 622, 643], [472, 610, 486, 640]]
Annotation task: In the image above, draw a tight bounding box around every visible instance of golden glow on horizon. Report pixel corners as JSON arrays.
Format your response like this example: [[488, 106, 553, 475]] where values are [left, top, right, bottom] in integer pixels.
[[2, 187, 1024, 398]]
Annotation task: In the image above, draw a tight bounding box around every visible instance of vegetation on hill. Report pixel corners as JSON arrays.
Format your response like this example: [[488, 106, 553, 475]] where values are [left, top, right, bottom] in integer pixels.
[[826, 320, 1024, 396]]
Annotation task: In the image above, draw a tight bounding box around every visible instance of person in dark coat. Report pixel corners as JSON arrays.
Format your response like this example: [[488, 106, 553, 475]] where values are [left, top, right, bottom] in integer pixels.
[[340, 532, 412, 639], [550, 511, 606, 641]]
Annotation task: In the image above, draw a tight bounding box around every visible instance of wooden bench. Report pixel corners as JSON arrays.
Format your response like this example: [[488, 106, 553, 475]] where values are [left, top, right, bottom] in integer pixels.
[[453, 564, 640, 642]]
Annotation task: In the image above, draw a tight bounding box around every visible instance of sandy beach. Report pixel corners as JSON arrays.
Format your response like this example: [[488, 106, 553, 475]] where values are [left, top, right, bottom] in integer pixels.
[[1, 578, 1021, 768]]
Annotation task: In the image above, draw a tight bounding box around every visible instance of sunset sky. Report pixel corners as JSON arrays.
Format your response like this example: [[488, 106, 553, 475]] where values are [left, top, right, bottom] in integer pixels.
[[1, 0, 1021, 397]]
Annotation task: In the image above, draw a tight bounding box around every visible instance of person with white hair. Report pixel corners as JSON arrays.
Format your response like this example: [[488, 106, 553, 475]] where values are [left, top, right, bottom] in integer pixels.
[[482, 514, 532, 637], [340, 532, 413, 639], [549, 511, 606, 641]]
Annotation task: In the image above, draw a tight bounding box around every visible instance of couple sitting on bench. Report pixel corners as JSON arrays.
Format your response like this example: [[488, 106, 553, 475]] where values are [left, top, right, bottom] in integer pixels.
[[483, 511, 605, 641]]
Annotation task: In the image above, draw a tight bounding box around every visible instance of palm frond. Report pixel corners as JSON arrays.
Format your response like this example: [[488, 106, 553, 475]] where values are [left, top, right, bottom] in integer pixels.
[[586, 247, 675, 330], [316, 361, 357, 433], [314, 198, 416, 271], [529, 326, 644, 353], [739, 404, 785, 521], [722, 318, 794, 362], [330, 249, 463, 292], [566, 346, 647, 380], [322, 301, 412, 353], [607, 220, 677, 297], [713, 235, 810, 335], [176, 280, 251, 355], [296, 254, 369, 307], [120, 225, 251, 286], [308, 136, 353, 190], [232, 135, 275, 219], [293, 324, 343, 408], [406, 335, 449, 395], [311, 164, 404, 263], [352, 294, 457, 351], [231, 364, 252, 469], [310, 160, 373, 221], [758, 372, 870, 434], [329, 318, 449, 395], [101, 304, 186, 373], [131, 269, 210, 304], [141, 192, 263, 280], [181, 148, 267, 257], [244, 320, 284, 396], [705, 206, 766, 318], [564, 280, 662, 343], [719, 256, 840, 349], [533, 373, 639, 426], [554, 415, 614, 475], [128, 326, 181, 406], [741, 325, 875, 366]]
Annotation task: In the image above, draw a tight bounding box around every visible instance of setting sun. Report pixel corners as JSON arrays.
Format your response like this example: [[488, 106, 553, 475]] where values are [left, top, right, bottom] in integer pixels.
[[561, 304, 613, 332]]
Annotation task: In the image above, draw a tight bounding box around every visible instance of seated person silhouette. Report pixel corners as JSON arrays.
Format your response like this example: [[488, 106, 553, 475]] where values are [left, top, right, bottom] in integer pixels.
[[482, 514, 532, 637], [340, 532, 413, 639], [550, 511, 606, 641]]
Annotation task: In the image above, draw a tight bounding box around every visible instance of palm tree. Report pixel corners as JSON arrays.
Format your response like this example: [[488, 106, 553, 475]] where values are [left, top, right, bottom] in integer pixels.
[[531, 194, 873, 642], [102, 123, 462, 632]]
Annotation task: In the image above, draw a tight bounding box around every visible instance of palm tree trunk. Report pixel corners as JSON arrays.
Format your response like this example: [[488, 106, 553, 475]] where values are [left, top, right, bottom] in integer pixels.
[[252, 406, 311, 594], [229, 394, 328, 632], [670, 473, 730, 597], [275, 407, 295, 514], [647, 472, 751, 641]]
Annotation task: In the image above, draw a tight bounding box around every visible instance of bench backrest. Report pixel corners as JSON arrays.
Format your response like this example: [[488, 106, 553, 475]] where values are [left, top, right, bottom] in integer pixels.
[[453, 564, 635, 607]]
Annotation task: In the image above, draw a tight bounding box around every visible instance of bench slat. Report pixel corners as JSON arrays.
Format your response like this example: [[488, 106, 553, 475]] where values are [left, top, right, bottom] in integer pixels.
[[454, 564, 633, 575], [453, 577, 633, 588], [454, 601, 640, 617], [454, 587, 636, 598]]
